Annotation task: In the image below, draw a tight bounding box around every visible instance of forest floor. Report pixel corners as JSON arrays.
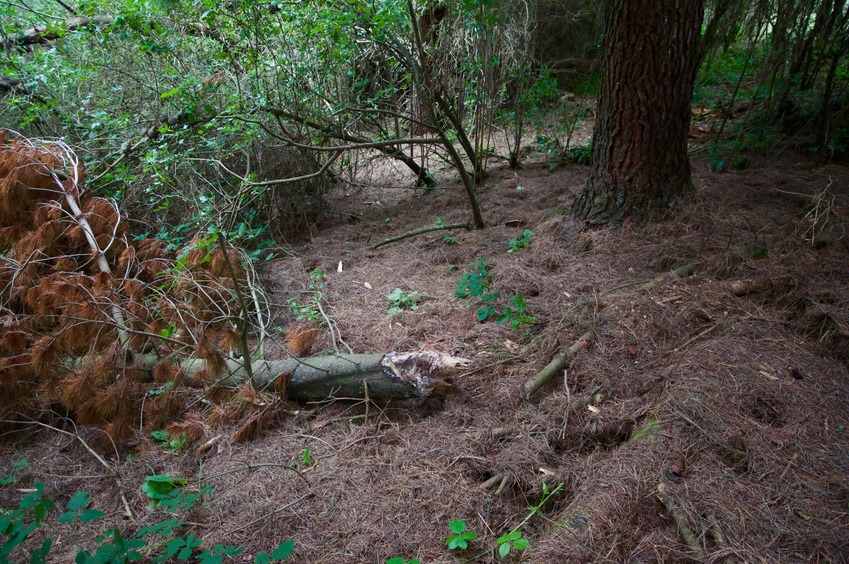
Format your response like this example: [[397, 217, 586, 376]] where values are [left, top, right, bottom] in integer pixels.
[[2, 145, 849, 562]]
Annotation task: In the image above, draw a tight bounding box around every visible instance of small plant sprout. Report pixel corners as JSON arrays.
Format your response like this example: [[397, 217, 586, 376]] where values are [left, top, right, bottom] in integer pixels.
[[301, 445, 314, 467], [455, 259, 496, 301], [386, 288, 421, 316], [141, 474, 211, 513], [151, 429, 188, 452], [495, 530, 530, 559], [446, 519, 477, 551], [497, 294, 535, 329], [488, 482, 564, 560], [288, 268, 325, 322], [386, 558, 421, 564], [508, 229, 533, 253], [255, 540, 295, 563], [57, 492, 106, 524]]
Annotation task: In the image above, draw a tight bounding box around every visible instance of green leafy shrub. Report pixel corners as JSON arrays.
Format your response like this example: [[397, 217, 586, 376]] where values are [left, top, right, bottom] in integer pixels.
[[455, 259, 497, 301], [497, 294, 535, 329], [568, 144, 593, 165], [455, 260, 534, 328], [0, 469, 294, 563], [151, 429, 188, 452]]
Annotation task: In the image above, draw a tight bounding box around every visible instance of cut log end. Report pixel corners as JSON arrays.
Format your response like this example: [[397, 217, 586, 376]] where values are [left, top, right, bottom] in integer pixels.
[[381, 350, 469, 397]]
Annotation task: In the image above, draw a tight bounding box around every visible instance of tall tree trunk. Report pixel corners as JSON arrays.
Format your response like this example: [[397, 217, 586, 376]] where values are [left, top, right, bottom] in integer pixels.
[[573, 0, 704, 223]]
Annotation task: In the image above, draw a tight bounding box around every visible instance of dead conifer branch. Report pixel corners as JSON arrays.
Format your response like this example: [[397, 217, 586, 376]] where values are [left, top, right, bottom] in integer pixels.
[[524, 331, 593, 400], [656, 483, 705, 561], [480, 472, 506, 491], [34, 138, 131, 347], [371, 222, 471, 249]]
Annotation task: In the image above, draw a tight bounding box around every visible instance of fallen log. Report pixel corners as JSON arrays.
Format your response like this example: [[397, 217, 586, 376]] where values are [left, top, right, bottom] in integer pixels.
[[136, 350, 468, 400]]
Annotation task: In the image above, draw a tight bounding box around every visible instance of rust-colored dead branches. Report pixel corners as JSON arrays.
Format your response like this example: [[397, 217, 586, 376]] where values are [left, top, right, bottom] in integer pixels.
[[0, 131, 247, 450]]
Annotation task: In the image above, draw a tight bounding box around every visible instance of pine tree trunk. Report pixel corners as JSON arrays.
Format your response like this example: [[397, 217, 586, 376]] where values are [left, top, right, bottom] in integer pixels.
[[574, 0, 703, 223]]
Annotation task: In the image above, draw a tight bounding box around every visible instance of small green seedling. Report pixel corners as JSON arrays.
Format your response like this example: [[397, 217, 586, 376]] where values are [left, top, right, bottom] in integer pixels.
[[508, 229, 533, 253], [151, 429, 188, 452], [141, 474, 210, 512], [497, 294, 535, 329], [288, 268, 325, 322], [56, 492, 106, 524], [455, 259, 496, 301], [495, 530, 530, 559], [386, 288, 421, 316], [301, 445, 314, 467], [446, 519, 477, 551], [386, 558, 420, 564], [255, 540, 295, 563]]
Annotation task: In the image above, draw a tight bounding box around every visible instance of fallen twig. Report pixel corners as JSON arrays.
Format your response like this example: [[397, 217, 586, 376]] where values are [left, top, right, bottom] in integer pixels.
[[603, 264, 695, 295], [524, 332, 593, 400], [656, 483, 705, 561], [371, 222, 470, 249], [639, 264, 696, 292], [705, 512, 727, 550], [3, 419, 110, 469]]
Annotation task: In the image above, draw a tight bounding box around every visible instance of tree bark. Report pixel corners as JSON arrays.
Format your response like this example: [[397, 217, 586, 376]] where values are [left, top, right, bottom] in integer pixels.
[[573, 0, 703, 223]]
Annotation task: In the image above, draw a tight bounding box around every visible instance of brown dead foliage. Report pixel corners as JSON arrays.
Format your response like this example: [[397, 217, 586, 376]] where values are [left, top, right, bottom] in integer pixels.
[[0, 131, 250, 449], [285, 322, 319, 357]]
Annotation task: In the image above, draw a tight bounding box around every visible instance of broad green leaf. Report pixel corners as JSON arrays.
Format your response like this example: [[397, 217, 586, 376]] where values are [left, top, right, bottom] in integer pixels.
[[271, 539, 294, 559], [498, 541, 510, 559], [66, 491, 91, 511]]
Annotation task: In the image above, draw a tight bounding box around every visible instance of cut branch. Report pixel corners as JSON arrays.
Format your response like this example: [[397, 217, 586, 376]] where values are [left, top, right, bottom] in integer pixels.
[[371, 222, 470, 249], [656, 483, 705, 561], [524, 332, 593, 400]]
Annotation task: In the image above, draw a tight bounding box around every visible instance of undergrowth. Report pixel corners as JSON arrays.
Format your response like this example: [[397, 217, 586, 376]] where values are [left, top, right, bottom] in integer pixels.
[[455, 259, 535, 329], [0, 461, 293, 563]]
